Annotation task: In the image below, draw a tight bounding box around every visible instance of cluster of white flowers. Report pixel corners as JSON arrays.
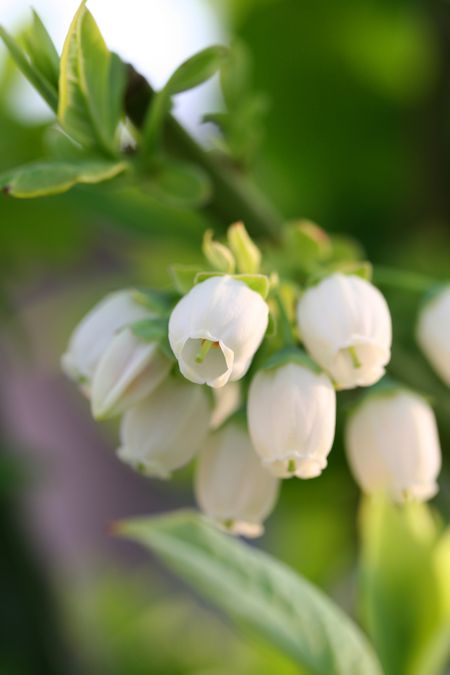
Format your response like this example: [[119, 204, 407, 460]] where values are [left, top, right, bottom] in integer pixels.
[[62, 224, 446, 537]]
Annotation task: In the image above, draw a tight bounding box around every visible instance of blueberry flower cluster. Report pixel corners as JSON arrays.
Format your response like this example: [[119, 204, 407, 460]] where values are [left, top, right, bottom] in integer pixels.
[[62, 222, 444, 536]]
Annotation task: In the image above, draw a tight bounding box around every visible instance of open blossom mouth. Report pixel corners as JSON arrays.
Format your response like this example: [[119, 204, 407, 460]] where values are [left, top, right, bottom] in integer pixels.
[[180, 337, 234, 387]]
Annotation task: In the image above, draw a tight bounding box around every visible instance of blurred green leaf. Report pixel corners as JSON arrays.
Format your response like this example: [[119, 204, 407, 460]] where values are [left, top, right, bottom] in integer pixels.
[[142, 46, 228, 154], [58, 2, 124, 154], [22, 10, 59, 93], [359, 496, 450, 675], [144, 160, 212, 208], [78, 11, 125, 153], [166, 45, 228, 95], [0, 26, 57, 111], [0, 159, 127, 198], [119, 510, 382, 675]]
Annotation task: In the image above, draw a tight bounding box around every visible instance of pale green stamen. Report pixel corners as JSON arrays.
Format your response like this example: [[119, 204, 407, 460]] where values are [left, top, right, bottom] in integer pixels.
[[287, 458, 296, 473], [348, 346, 362, 369], [195, 339, 214, 364]]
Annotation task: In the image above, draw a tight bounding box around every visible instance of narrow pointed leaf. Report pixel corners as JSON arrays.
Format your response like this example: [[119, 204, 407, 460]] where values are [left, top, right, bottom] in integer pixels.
[[23, 10, 59, 92], [0, 26, 57, 111], [166, 45, 228, 95], [119, 511, 382, 675]]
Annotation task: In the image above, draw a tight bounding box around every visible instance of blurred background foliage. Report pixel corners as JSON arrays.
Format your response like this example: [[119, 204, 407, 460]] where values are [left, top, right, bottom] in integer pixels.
[[0, 0, 449, 673]]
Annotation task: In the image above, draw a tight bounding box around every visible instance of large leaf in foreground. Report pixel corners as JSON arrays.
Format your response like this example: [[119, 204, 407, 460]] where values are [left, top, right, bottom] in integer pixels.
[[0, 159, 127, 198], [119, 510, 382, 675]]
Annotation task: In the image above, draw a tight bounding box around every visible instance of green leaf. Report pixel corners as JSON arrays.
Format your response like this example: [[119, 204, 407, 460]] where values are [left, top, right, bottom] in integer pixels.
[[58, 2, 125, 153], [144, 161, 212, 208], [359, 496, 450, 675], [283, 220, 332, 269], [141, 45, 228, 154], [118, 510, 382, 675], [78, 11, 125, 151], [0, 159, 127, 198], [23, 10, 59, 93], [0, 26, 58, 111], [166, 45, 229, 95]]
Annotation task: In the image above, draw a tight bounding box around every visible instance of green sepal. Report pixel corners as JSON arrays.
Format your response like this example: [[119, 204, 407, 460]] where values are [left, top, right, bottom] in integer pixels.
[[129, 317, 174, 360], [306, 261, 373, 288], [170, 265, 205, 294], [194, 272, 270, 299], [130, 288, 180, 315], [261, 347, 322, 375], [345, 376, 434, 422]]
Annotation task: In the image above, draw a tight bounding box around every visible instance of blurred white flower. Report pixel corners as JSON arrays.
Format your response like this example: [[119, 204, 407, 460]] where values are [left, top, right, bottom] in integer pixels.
[[346, 389, 441, 501], [416, 286, 450, 387], [168, 275, 268, 388], [296, 273, 392, 390], [91, 328, 172, 419], [210, 381, 241, 430], [61, 290, 149, 388], [118, 376, 210, 478], [247, 361, 336, 478], [195, 423, 279, 537]]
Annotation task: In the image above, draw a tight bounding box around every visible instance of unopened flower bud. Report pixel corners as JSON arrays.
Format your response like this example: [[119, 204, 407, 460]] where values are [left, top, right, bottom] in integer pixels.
[[195, 423, 279, 537], [168, 275, 268, 388], [227, 221, 261, 273], [91, 328, 172, 419], [416, 286, 450, 387], [297, 273, 392, 390], [118, 377, 210, 478], [61, 290, 149, 388], [248, 361, 336, 478], [346, 389, 441, 501]]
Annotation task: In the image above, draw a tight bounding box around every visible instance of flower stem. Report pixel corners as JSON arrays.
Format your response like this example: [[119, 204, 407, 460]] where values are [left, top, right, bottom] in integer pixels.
[[123, 63, 283, 240]]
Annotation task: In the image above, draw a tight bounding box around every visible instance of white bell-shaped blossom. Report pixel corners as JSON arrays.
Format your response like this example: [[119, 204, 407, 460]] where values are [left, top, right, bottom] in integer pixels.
[[61, 290, 149, 387], [416, 286, 450, 387], [247, 361, 336, 478], [91, 328, 172, 419], [118, 376, 210, 478], [195, 423, 279, 537], [296, 273, 392, 390], [210, 381, 241, 430], [346, 389, 441, 501], [168, 275, 269, 388]]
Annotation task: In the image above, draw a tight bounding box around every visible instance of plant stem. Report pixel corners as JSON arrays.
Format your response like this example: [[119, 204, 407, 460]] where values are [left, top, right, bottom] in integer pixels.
[[123, 64, 283, 240], [373, 266, 441, 293]]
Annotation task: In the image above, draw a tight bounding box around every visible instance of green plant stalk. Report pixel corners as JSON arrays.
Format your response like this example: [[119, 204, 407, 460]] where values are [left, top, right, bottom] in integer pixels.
[[123, 64, 282, 240]]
